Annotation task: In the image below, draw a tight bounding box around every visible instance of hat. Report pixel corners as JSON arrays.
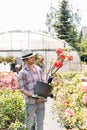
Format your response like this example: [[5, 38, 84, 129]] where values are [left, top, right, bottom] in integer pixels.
[[21, 49, 36, 60]]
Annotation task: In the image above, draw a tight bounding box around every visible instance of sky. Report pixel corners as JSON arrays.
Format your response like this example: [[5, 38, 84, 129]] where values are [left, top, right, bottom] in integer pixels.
[[0, 0, 87, 33], [70, 0, 87, 29]]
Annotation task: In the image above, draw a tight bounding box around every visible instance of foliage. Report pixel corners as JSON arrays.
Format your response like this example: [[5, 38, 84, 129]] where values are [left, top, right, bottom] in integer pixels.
[[5, 55, 17, 64], [51, 71, 87, 129], [0, 55, 17, 64], [45, 0, 80, 48], [0, 56, 4, 63], [9, 121, 27, 130], [0, 88, 25, 129], [45, 3, 57, 35], [81, 64, 87, 77], [53, 0, 79, 47], [77, 36, 87, 63], [78, 36, 87, 56]]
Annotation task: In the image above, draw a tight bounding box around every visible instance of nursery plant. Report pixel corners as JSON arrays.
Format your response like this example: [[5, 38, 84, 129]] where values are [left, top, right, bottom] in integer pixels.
[[47, 48, 73, 83], [51, 71, 87, 130], [0, 88, 25, 129]]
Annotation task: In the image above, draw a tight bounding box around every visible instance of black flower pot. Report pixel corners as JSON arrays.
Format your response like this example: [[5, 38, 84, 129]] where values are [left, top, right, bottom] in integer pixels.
[[34, 81, 52, 98]]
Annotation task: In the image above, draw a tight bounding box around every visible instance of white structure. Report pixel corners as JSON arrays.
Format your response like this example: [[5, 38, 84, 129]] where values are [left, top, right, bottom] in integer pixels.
[[81, 26, 87, 38], [0, 30, 81, 74]]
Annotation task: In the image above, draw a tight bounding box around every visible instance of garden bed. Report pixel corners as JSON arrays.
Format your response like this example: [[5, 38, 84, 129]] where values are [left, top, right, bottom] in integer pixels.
[[51, 71, 87, 130]]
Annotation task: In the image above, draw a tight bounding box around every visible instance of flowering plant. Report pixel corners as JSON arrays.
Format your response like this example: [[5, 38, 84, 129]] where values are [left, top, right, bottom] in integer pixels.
[[33, 48, 73, 98], [0, 72, 18, 90], [0, 56, 4, 63], [51, 71, 87, 130], [5, 55, 17, 64], [46, 48, 73, 83]]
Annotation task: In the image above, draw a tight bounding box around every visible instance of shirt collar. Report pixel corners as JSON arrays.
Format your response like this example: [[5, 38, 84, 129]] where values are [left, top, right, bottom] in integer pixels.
[[24, 64, 36, 71]]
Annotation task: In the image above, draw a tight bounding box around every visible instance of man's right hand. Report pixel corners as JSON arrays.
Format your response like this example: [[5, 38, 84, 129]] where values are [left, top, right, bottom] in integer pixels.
[[32, 94, 39, 98]]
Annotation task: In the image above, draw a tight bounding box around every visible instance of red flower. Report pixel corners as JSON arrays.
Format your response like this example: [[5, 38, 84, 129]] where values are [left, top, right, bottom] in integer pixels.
[[53, 61, 63, 68], [65, 101, 70, 107], [47, 48, 73, 83], [56, 48, 63, 54], [59, 53, 66, 60]]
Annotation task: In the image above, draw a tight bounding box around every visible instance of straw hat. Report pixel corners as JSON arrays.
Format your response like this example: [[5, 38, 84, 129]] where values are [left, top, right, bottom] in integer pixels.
[[21, 49, 36, 60]]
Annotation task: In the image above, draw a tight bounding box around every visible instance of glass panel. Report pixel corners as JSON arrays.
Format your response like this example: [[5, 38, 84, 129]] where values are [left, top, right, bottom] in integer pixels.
[[12, 32, 28, 49], [0, 33, 11, 50], [43, 36, 64, 49], [29, 33, 43, 49]]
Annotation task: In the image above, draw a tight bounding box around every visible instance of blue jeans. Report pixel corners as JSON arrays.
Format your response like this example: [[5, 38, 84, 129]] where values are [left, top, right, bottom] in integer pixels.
[[25, 103, 45, 130]]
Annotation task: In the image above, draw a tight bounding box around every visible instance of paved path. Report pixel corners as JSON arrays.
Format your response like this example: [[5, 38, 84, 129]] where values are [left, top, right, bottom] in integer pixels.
[[43, 97, 65, 130]]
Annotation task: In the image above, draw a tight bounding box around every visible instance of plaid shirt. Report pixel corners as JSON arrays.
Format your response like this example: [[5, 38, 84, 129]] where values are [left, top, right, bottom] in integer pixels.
[[18, 64, 45, 104]]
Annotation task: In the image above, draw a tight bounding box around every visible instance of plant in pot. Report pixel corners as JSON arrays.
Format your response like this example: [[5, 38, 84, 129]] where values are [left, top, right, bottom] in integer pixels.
[[34, 48, 73, 98]]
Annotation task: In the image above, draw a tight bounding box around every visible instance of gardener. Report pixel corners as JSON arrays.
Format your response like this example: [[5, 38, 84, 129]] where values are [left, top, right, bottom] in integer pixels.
[[18, 49, 47, 130]]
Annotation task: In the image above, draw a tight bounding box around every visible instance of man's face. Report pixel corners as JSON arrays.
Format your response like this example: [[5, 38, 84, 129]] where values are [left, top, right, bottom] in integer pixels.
[[25, 56, 35, 65]]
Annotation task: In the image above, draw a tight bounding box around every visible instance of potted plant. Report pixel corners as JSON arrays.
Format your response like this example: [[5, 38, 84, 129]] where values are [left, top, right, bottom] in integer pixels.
[[34, 48, 73, 98]]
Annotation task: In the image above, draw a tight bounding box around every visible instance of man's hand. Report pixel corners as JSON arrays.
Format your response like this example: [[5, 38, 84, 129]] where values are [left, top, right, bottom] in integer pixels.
[[48, 77, 53, 83], [32, 94, 39, 98]]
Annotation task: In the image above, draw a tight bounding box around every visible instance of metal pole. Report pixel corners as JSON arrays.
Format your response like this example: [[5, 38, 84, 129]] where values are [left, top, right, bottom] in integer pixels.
[[11, 32, 12, 50], [28, 31, 29, 48]]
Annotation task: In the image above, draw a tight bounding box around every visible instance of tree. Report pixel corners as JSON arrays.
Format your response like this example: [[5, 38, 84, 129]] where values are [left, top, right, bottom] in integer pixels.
[[54, 0, 79, 46], [79, 36, 87, 55], [45, 0, 80, 48], [78, 36, 87, 62], [45, 3, 57, 35]]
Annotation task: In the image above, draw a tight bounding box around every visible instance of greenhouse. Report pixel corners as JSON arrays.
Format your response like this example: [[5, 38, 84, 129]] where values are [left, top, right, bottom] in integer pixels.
[[1, 31, 87, 130], [0, 30, 81, 74]]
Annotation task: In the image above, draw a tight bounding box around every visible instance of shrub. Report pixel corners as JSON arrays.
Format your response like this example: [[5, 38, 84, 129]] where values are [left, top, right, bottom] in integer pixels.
[[0, 88, 25, 129], [51, 71, 87, 130]]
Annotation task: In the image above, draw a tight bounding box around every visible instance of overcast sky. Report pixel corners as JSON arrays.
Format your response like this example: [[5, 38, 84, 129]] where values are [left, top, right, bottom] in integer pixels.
[[70, 0, 87, 28], [0, 0, 87, 32]]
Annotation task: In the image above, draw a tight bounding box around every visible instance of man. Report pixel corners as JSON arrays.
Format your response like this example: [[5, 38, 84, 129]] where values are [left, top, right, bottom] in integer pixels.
[[18, 49, 46, 130]]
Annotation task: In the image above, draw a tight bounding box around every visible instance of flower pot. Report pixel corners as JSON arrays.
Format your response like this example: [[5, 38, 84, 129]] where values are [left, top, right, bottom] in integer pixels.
[[34, 81, 52, 98]]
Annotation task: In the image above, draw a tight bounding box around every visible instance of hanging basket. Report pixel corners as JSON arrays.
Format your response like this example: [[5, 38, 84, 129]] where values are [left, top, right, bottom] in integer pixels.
[[34, 81, 52, 98]]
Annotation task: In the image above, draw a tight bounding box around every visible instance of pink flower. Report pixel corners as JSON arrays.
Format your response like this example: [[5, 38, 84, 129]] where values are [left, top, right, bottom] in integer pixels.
[[56, 92, 63, 101], [83, 108, 87, 116], [81, 85, 87, 92], [0, 72, 18, 90], [82, 94, 87, 104], [65, 108, 74, 116]]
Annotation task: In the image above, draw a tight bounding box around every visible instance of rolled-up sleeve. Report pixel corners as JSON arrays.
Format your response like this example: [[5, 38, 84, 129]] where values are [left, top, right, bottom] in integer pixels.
[[18, 72, 26, 91]]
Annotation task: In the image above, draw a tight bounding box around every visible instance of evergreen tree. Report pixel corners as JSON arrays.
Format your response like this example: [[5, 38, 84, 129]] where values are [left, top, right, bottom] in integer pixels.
[[45, 0, 80, 48], [53, 0, 79, 47]]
